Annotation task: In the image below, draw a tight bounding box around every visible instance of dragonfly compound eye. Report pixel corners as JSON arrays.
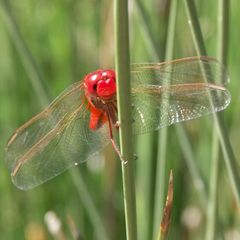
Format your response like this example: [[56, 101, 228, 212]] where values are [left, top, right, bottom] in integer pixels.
[[84, 70, 103, 95], [97, 70, 116, 99]]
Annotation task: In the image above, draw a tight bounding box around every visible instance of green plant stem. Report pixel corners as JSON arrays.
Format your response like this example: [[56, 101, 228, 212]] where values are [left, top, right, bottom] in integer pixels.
[[184, 0, 240, 206], [216, 0, 229, 67], [135, 0, 160, 62], [70, 169, 109, 240], [135, 1, 162, 239], [136, 133, 157, 240], [205, 131, 219, 240], [114, 0, 137, 240], [0, 2, 109, 238], [175, 126, 208, 203], [183, 0, 207, 55], [0, 0, 49, 107], [135, 0, 208, 208], [205, 1, 229, 240], [153, 0, 178, 238]]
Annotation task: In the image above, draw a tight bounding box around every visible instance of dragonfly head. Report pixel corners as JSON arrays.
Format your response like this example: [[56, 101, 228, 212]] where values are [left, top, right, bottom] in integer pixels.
[[84, 69, 116, 103]]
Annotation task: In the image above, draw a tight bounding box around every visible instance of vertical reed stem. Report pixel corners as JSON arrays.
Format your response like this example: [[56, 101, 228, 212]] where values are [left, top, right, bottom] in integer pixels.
[[184, 0, 240, 206], [0, 2, 109, 238], [153, 0, 178, 238], [114, 0, 137, 239], [135, 0, 208, 209], [0, 0, 49, 107], [205, 1, 229, 239]]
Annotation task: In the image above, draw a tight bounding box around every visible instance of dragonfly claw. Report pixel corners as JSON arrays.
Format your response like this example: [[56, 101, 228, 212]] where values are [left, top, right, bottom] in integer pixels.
[[114, 121, 120, 129], [122, 159, 128, 165]]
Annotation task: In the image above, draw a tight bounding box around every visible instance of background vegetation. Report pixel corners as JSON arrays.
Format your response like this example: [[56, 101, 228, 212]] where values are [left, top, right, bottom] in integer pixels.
[[0, 0, 239, 239]]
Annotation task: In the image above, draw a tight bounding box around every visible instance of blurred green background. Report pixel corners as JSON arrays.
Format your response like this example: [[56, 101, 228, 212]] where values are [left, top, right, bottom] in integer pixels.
[[0, 0, 239, 239]]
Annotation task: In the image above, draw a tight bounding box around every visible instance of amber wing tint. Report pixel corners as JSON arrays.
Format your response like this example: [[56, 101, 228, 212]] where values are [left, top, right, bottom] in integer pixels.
[[130, 56, 230, 135]]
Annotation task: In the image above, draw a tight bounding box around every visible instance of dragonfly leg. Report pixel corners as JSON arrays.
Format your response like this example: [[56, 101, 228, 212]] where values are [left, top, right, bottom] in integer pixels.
[[110, 138, 127, 164], [106, 114, 127, 164], [113, 120, 120, 129]]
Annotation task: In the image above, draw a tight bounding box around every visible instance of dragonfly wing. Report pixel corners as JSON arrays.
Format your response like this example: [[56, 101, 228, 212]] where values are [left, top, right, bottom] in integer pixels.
[[130, 57, 231, 135], [5, 81, 109, 190], [131, 56, 229, 86]]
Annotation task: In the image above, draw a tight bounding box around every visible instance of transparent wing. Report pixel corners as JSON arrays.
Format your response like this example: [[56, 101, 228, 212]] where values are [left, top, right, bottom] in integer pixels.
[[5, 81, 109, 190], [130, 56, 231, 134]]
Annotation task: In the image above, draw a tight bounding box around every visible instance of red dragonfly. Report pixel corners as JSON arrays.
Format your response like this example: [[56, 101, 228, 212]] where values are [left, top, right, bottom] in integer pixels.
[[5, 56, 230, 190]]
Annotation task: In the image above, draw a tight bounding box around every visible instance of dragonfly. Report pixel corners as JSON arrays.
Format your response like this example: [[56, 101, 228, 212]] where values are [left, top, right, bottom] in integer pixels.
[[5, 56, 231, 190]]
